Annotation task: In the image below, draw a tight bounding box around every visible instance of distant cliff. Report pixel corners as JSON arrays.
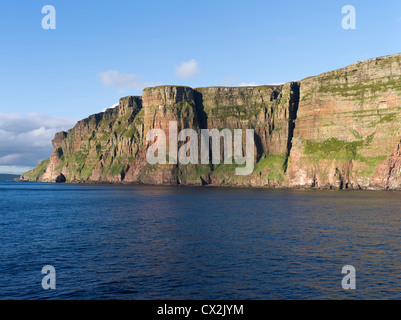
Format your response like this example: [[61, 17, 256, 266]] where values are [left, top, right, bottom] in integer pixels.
[[21, 53, 401, 190]]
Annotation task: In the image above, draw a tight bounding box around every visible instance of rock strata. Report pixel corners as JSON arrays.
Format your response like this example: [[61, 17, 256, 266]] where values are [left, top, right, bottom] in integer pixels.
[[21, 53, 401, 190]]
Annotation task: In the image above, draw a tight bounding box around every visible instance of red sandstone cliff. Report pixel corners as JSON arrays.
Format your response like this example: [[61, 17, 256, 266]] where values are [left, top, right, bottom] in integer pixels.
[[21, 53, 401, 190]]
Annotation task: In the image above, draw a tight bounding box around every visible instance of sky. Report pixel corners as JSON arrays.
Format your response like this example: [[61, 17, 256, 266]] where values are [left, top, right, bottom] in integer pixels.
[[0, 0, 401, 174]]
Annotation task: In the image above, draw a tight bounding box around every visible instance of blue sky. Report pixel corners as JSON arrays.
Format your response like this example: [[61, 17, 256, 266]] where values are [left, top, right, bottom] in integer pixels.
[[1, 0, 401, 173]]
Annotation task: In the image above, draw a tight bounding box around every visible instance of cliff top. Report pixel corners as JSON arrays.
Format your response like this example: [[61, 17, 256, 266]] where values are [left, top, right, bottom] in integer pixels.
[[301, 52, 401, 82], [67, 52, 401, 136]]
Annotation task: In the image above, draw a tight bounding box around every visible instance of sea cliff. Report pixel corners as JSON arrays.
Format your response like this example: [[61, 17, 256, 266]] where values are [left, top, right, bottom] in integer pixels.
[[21, 53, 401, 190]]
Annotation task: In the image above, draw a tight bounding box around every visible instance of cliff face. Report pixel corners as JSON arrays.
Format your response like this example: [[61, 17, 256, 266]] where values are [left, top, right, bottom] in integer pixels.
[[288, 54, 401, 189], [21, 53, 401, 190]]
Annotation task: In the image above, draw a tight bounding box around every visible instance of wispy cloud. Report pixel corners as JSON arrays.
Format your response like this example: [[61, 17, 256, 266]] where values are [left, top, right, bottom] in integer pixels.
[[221, 77, 237, 87], [102, 103, 119, 113], [238, 82, 260, 87], [98, 70, 153, 92], [0, 165, 34, 175], [221, 77, 260, 87], [0, 113, 77, 172], [221, 77, 283, 87], [175, 59, 200, 78]]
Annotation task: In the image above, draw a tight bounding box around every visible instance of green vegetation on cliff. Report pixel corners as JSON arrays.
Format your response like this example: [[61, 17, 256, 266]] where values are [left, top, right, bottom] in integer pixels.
[[23, 159, 50, 180], [254, 153, 286, 181], [304, 138, 363, 160], [318, 76, 401, 99]]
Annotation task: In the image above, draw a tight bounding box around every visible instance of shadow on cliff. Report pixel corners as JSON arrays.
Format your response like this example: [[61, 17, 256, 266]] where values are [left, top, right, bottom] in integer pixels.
[[284, 82, 300, 171]]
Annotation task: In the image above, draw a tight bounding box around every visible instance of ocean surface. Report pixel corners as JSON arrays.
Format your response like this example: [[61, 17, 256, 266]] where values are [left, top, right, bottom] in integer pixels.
[[1, 180, 401, 300]]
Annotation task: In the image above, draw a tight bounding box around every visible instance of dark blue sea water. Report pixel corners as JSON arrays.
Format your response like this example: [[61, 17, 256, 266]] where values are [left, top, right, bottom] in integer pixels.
[[1, 180, 401, 300]]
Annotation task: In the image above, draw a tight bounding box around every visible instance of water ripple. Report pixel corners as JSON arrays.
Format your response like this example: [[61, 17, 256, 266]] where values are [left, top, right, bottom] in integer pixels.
[[1, 182, 401, 299]]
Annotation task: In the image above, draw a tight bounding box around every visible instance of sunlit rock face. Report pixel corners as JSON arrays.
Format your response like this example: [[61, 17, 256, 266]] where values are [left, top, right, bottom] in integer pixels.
[[22, 53, 401, 190]]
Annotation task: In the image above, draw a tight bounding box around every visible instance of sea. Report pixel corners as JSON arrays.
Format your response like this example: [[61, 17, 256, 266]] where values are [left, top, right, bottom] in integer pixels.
[[1, 179, 401, 300]]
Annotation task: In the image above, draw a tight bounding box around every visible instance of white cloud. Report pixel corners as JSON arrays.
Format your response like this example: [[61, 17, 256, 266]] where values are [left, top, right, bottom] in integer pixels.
[[221, 77, 284, 87], [0, 113, 77, 171], [0, 154, 21, 164], [175, 59, 200, 78], [102, 103, 119, 112], [0, 165, 34, 175], [98, 70, 152, 92], [238, 82, 260, 87]]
